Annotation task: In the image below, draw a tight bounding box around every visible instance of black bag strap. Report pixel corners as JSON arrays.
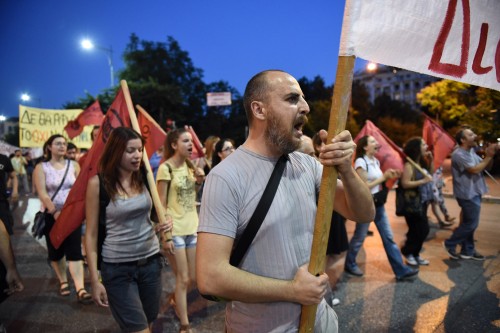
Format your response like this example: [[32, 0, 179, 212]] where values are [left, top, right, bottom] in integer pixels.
[[50, 159, 71, 202], [229, 155, 288, 267]]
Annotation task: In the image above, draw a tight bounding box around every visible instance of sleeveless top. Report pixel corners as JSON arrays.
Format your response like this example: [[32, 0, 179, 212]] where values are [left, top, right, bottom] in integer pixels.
[[102, 190, 159, 263], [41, 160, 75, 210]]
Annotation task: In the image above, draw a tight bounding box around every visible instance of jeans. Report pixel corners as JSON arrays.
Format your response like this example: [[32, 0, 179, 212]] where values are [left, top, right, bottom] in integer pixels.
[[101, 256, 162, 332], [445, 195, 481, 255], [345, 205, 413, 278]]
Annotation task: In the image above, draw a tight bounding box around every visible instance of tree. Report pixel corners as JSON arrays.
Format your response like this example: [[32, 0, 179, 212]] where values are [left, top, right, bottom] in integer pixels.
[[417, 80, 500, 141], [120, 34, 207, 129]]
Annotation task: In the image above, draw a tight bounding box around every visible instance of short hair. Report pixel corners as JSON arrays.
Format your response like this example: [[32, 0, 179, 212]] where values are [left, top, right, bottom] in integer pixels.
[[67, 142, 77, 150], [243, 70, 285, 125], [455, 125, 472, 145], [99, 127, 144, 200]]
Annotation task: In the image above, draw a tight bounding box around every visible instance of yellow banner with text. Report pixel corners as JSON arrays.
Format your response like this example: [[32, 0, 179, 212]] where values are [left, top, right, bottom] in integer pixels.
[[19, 105, 94, 149]]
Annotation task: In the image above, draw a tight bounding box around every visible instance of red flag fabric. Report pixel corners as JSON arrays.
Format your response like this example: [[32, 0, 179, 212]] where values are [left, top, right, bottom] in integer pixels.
[[353, 120, 405, 189], [422, 116, 456, 170], [137, 106, 166, 159], [64, 100, 104, 139], [185, 125, 205, 160], [50, 89, 131, 248]]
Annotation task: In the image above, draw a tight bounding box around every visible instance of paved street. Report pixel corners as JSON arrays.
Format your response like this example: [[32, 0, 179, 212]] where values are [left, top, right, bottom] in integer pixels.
[[1, 162, 499, 332]]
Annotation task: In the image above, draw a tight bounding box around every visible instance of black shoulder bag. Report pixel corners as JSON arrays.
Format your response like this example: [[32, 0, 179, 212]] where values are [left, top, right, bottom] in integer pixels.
[[32, 160, 71, 239], [201, 155, 288, 302]]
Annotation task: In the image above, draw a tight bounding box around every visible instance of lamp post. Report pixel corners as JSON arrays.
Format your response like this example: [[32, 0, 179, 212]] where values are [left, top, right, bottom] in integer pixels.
[[81, 38, 114, 87], [21, 93, 41, 107]]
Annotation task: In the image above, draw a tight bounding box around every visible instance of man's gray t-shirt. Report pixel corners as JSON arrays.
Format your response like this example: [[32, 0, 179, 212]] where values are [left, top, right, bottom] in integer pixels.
[[198, 147, 329, 332], [451, 147, 488, 200]]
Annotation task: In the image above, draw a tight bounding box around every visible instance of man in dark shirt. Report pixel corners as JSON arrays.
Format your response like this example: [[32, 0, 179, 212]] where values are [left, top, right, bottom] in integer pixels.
[[0, 154, 18, 235]]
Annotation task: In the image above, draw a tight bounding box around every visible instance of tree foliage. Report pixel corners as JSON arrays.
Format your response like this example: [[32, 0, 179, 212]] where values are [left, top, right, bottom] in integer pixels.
[[417, 80, 500, 141]]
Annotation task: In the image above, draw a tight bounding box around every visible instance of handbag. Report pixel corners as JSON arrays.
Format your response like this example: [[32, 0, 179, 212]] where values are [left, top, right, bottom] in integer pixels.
[[395, 171, 422, 217], [31, 160, 71, 239], [201, 155, 288, 302]]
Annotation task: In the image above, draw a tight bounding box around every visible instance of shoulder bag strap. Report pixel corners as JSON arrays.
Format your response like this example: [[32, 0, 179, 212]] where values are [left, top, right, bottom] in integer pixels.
[[229, 154, 288, 267], [50, 160, 71, 202]]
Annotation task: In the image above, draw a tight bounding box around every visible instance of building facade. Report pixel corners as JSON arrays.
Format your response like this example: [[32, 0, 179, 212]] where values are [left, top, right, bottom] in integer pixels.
[[354, 65, 440, 107]]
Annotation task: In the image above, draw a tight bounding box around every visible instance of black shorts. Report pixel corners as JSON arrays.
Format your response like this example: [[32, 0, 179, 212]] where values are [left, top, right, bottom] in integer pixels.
[[326, 212, 348, 255], [44, 215, 83, 261]]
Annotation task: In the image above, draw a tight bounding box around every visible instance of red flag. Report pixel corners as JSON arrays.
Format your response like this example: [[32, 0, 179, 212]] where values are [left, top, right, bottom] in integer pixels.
[[422, 115, 456, 170], [137, 105, 166, 159], [50, 89, 131, 248], [64, 100, 104, 139], [185, 125, 205, 160], [354, 120, 405, 189]]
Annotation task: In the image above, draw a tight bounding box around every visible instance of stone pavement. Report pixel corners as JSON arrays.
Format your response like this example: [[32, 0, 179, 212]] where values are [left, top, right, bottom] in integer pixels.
[[0, 161, 498, 332]]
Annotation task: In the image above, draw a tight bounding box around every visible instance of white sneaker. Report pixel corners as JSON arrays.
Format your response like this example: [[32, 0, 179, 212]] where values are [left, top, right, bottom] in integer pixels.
[[416, 256, 430, 265], [405, 254, 418, 266]]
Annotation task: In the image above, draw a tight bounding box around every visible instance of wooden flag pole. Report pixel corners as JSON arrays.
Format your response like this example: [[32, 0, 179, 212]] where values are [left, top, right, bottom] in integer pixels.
[[120, 80, 172, 242], [299, 55, 355, 333]]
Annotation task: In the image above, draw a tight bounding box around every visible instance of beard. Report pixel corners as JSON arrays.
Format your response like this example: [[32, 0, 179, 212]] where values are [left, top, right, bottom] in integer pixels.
[[265, 111, 303, 155]]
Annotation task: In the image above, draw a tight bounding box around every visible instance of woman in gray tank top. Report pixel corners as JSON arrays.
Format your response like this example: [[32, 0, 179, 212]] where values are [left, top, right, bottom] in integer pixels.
[[85, 127, 172, 332]]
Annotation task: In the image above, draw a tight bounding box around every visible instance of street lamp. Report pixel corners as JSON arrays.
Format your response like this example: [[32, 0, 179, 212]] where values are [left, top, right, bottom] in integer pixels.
[[81, 38, 115, 87], [20, 93, 41, 107]]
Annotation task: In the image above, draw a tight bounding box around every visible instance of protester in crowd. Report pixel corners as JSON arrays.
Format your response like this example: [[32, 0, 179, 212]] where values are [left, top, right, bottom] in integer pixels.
[[33, 134, 91, 304], [400, 137, 434, 266], [211, 138, 236, 169], [197, 70, 374, 332], [65, 142, 78, 161], [85, 127, 172, 332], [156, 128, 204, 333], [11, 150, 30, 195], [0, 154, 18, 236], [444, 126, 499, 260], [150, 145, 164, 179], [24, 152, 35, 192], [344, 135, 419, 280], [195, 135, 219, 175], [429, 166, 455, 228], [0, 219, 24, 333]]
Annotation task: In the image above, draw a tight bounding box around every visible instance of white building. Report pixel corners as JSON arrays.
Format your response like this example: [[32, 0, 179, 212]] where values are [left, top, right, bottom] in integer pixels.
[[354, 65, 440, 107]]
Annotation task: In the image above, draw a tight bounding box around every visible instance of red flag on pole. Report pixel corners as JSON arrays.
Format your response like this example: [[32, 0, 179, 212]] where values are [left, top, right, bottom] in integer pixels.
[[185, 125, 205, 160], [137, 105, 166, 159], [422, 115, 456, 170], [64, 100, 104, 139], [354, 120, 405, 188], [50, 89, 131, 248]]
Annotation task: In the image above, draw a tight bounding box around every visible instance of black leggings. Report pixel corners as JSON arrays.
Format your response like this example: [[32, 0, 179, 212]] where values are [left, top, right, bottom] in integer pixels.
[[401, 204, 430, 257]]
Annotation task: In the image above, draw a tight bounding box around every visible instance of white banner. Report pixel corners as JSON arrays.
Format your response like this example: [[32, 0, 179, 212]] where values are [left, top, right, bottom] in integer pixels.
[[340, 0, 499, 91], [207, 92, 232, 106]]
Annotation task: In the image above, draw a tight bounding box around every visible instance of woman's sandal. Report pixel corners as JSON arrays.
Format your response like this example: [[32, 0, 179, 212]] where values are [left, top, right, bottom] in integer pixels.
[[59, 282, 70, 296], [179, 324, 192, 333], [77, 288, 93, 305]]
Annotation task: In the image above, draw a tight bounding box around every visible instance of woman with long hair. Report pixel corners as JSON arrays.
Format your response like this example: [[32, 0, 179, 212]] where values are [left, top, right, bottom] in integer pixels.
[[85, 127, 172, 332], [33, 134, 91, 303], [156, 128, 204, 333], [211, 138, 235, 169], [400, 137, 434, 266], [344, 135, 418, 280], [195, 135, 220, 175]]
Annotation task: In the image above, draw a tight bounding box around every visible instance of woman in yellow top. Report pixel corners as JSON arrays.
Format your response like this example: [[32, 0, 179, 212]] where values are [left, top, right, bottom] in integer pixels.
[[156, 128, 204, 333]]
